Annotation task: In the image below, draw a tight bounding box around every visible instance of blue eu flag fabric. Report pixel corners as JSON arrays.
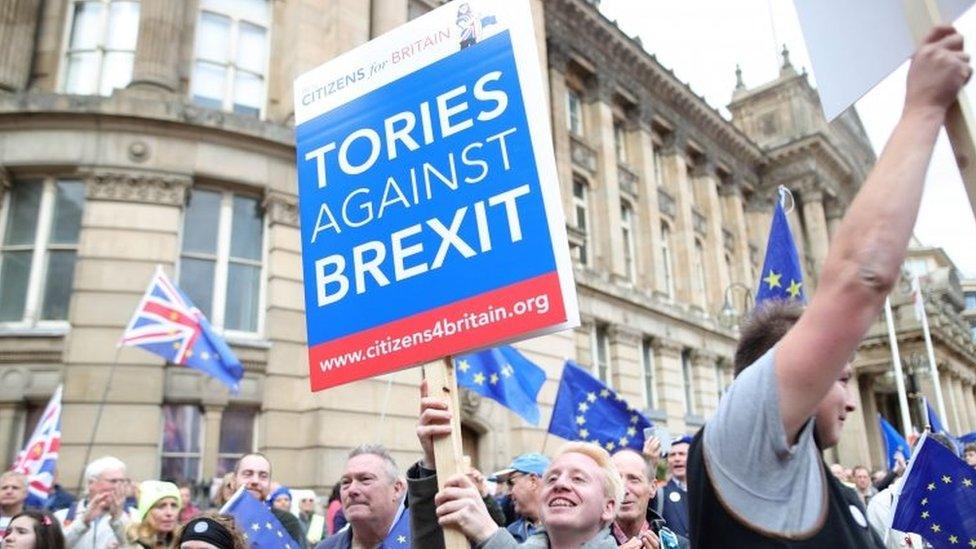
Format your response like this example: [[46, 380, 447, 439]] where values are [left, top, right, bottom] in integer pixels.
[[891, 433, 976, 548], [960, 431, 976, 445], [547, 361, 653, 453], [381, 501, 411, 548], [454, 345, 546, 425], [927, 400, 948, 434], [879, 414, 910, 470], [755, 197, 806, 305], [221, 489, 296, 548]]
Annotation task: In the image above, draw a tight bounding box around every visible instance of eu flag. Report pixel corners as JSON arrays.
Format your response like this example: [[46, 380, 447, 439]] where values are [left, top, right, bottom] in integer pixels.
[[120, 267, 244, 393], [454, 345, 546, 425], [879, 414, 909, 470], [755, 193, 806, 305], [547, 361, 652, 453], [221, 488, 296, 548], [927, 399, 948, 434], [891, 433, 976, 548], [381, 501, 411, 548]]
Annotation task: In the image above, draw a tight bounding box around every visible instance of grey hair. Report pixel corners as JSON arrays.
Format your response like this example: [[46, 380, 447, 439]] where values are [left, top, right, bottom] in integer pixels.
[[84, 456, 126, 493], [347, 444, 400, 482], [0, 471, 27, 489]]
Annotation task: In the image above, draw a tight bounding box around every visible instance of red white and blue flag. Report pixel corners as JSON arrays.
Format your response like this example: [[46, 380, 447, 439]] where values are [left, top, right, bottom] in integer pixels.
[[11, 385, 62, 508], [120, 267, 243, 393]]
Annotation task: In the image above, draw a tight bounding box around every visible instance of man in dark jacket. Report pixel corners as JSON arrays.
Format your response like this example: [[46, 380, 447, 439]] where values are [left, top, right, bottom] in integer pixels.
[[655, 437, 691, 540]]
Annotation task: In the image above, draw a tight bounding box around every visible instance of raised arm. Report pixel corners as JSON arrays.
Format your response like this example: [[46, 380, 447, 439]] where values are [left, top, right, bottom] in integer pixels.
[[776, 26, 971, 442]]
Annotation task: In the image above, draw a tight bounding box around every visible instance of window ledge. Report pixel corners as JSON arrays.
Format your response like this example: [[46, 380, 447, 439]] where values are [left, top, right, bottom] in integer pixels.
[[0, 325, 70, 338], [224, 335, 272, 349], [645, 408, 668, 422], [684, 414, 705, 429]]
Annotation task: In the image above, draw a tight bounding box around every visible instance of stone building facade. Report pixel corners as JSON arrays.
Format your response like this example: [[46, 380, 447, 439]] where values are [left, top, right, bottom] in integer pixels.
[[1, 0, 973, 493]]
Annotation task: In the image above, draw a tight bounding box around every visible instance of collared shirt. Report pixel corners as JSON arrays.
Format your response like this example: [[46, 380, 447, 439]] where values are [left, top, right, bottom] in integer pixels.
[[506, 516, 541, 543], [610, 520, 650, 545]]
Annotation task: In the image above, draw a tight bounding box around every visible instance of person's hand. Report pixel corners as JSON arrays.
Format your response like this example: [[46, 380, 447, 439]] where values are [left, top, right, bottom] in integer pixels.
[[642, 436, 662, 470], [894, 452, 908, 476], [466, 468, 489, 498], [82, 492, 112, 526], [417, 379, 453, 469], [434, 474, 499, 543], [619, 530, 661, 549], [905, 25, 971, 116], [109, 483, 126, 520]]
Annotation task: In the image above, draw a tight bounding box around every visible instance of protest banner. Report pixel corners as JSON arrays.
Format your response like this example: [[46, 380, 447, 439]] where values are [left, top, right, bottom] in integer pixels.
[[293, 0, 578, 393], [793, 0, 976, 219]]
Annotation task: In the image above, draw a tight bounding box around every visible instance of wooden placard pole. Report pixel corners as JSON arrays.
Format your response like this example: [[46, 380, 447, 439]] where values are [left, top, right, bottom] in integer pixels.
[[424, 357, 469, 549], [904, 0, 976, 221]]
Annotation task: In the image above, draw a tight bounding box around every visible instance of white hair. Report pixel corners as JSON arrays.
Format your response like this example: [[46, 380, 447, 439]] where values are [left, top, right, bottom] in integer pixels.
[[83, 456, 126, 493]]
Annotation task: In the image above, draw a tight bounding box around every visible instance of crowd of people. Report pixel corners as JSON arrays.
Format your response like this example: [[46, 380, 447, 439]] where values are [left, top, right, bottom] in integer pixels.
[[2, 19, 974, 549]]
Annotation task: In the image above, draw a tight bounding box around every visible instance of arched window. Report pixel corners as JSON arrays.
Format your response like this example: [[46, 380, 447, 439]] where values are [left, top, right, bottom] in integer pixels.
[[566, 87, 584, 136]]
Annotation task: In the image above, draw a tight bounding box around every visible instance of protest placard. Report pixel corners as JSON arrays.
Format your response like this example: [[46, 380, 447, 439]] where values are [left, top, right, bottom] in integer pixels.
[[293, 0, 579, 392]]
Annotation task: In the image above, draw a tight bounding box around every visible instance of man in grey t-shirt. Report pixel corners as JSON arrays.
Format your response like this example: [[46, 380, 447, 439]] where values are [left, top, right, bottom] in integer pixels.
[[689, 25, 971, 548]]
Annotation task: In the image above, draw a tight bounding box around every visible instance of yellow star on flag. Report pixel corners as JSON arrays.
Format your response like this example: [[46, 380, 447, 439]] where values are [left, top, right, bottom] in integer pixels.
[[501, 365, 514, 377], [489, 373, 499, 385], [627, 427, 637, 437], [942, 475, 953, 484], [576, 415, 586, 425], [630, 415, 639, 424], [619, 436, 629, 446], [787, 280, 802, 298], [963, 478, 973, 487], [763, 270, 782, 289], [921, 498, 928, 505], [949, 536, 958, 545], [932, 524, 941, 533], [579, 428, 589, 438], [458, 360, 471, 373], [922, 511, 930, 519], [473, 372, 485, 385], [605, 441, 616, 451], [600, 389, 610, 398], [587, 392, 597, 403], [927, 483, 936, 491], [968, 538, 976, 548], [578, 402, 589, 413]]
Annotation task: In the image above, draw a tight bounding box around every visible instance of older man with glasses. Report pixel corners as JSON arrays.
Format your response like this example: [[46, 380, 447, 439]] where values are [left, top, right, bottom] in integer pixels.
[[487, 453, 549, 543]]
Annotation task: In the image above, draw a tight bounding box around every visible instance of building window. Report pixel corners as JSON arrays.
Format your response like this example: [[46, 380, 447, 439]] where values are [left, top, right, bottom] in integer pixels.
[[681, 350, 695, 414], [652, 142, 665, 186], [0, 180, 85, 326], [179, 189, 265, 334], [63, 0, 140, 96], [566, 87, 584, 136], [217, 407, 256, 476], [621, 202, 636, 282], [660, 222, 675, 299], [694, 239, 708, 307], [965, 292, 976, 311], [715, 362, 725, 399], [161, 405, 203, 482], [613, 119, 628, 164], [191, 0, 271, 117], [904, 258, 929, 278], [572, 177, 590, 266], [970, 320, 976, 342], [592, 324, 611, 386], [641, 338, 656, 410]]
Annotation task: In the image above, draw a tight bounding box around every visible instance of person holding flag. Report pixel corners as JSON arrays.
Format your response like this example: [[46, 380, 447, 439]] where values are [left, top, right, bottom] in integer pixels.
[[686, 25, 971, 548]]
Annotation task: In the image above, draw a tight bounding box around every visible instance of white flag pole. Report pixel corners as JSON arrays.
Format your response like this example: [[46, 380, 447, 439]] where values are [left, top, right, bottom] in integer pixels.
[[884, 298, 914, 438], [914, 276, 949, 427]]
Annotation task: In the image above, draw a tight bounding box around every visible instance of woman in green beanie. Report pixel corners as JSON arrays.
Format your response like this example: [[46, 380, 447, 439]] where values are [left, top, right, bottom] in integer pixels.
[[124, 481, 181, 548]]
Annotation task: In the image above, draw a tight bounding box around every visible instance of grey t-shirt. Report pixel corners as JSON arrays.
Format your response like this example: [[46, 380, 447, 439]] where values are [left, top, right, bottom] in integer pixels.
[[702, 347, 827, 536]]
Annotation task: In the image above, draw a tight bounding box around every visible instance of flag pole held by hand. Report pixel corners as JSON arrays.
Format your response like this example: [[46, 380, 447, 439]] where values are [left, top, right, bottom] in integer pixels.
[[426, 356, 469, 549]]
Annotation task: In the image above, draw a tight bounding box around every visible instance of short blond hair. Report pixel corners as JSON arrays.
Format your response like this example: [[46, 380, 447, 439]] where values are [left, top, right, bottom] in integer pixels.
[[554, 442, 624, 516]]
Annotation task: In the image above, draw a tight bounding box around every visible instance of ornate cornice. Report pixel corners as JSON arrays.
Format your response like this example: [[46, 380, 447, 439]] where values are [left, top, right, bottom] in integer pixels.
[[85, 170, 190, 206], [263, 191, 299, 228], [651, 337, 683, 358], [609, 325, 641, 346]]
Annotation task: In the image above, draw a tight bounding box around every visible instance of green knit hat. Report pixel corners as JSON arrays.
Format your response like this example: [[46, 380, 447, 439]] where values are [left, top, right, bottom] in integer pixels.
[[137, 480, 182, 522]]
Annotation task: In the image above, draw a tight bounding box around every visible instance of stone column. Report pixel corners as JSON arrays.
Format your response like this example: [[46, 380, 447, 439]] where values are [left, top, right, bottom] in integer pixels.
[[834, 372, 873, 469], [857, 374, 885, 469], [824, 197, 845, 242], [128, 0, 185, 92], [0, 401, 20, 466], [799, 186, 830, 293], [965, 382, 976, 433], [693, 161, 730, 313], [609, 326, 642, 405], [690, 351, 720, 418], [0, 0, 40, 92], [633, 105, 664, 296], [371, 0, 407, 37], [547, 45, 574, 226], [951, 376, 971, 432], [201, 405, 224, 480], [719, 180, 752, 286], [592, 75, 627, 282], [744, 193, 773, 283], [944, 373, 963, 434], [661, 133, 696, 304], [652, 339, 687, 435]]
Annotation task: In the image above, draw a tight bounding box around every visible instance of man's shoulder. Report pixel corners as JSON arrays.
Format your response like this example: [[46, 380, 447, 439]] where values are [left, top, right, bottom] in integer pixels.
[[316, 527, 351, 549]]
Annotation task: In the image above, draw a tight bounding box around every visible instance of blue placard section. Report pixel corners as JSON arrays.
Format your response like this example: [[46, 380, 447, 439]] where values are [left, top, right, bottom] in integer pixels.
[[295, 31, 557, 346]]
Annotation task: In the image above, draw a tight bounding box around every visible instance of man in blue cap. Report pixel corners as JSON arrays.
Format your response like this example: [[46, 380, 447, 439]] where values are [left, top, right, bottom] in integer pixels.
[[655, 435, 692, 540], [489, 453, 549, 543]]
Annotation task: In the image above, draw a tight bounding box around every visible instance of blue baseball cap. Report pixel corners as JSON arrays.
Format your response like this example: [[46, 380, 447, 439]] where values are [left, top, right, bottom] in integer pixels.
[[488, 453, 550, 481], [670, 435, 694, 450]]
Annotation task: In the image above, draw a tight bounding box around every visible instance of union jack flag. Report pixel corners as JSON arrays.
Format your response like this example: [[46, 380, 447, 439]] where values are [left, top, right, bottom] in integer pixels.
[[11, 385, 62, 508], [120, 267, 243, 393]]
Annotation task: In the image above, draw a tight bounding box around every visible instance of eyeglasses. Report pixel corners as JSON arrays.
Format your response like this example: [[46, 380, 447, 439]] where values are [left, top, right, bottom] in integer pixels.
[[505, 473, 525, 488]]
